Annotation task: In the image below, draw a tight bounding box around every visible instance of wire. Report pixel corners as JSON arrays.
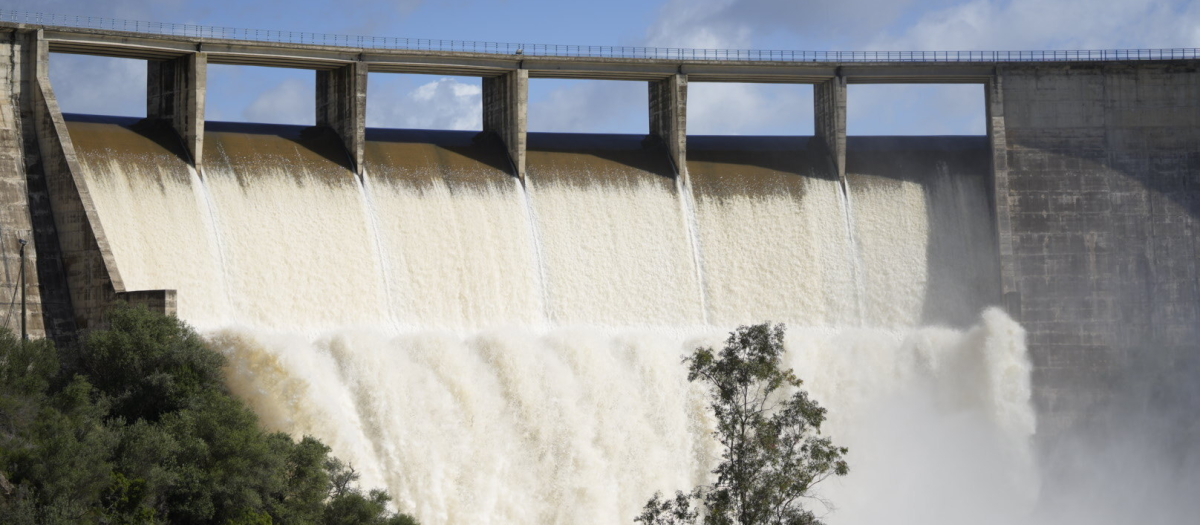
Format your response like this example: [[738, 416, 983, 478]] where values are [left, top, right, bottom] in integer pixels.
[[0, 274, 20, 333]]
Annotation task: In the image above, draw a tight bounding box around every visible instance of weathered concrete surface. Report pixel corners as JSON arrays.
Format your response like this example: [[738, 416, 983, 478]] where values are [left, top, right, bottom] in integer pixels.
[[0, 31, 48, 339], [117, 289, 177, 317], [317, 61, 367, 177], [147, 52, 206, 170], [649, 73, 688, 178], [986, 78, 1020, 315], [483, 69, 528, 181], [814, 75, 847, 179], [10, 29, 79, 341], [998, 63, 1200, 438]]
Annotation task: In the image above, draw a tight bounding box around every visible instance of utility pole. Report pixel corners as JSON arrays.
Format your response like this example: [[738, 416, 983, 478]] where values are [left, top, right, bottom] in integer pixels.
[[18, 238, 26, 343]]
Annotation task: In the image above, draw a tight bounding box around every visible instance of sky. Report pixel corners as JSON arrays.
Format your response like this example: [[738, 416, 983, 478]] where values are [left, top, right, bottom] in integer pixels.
[[15, 0, 1200, 136]]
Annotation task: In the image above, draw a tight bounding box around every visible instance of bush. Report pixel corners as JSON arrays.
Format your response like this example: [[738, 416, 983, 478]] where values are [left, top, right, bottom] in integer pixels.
[[0, 305, 419, 525]]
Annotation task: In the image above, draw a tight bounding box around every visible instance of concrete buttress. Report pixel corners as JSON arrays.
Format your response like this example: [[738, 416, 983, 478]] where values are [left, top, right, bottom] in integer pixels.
[[147, 52, 207, 171], [649, 73, 688, 180], [814, 74, 847, 179], [317, 61, 367, 177], [483, 69, 528, 182]]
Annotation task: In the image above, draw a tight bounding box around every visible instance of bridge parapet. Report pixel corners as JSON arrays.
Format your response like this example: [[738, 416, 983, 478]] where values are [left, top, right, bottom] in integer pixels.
[[3, 11, 1197, 64]]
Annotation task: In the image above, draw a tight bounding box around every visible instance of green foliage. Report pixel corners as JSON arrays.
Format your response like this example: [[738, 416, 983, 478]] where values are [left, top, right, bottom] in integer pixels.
[[322, 460, 418, 525], [64, 306, 227, 423], [637, 323, 849, 525], [0, 305, 420, 525]]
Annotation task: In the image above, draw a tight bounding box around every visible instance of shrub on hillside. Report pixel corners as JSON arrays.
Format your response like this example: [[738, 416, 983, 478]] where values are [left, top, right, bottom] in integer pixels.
[[0, 305, 418, 525]]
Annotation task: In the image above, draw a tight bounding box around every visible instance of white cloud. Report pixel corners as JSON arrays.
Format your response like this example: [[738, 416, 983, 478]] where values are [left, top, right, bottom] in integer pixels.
[[647, 0, 1199, 51], [873, 0, 1200, 50], [368, 78, 482, 130], [646, 0, 749, 49], [243, 78, 313, 125], [3, 0, 185, 21], [646, 0, 936, 49], [644, 0, 1200, 136], [688, 83, 813, 135], [528, 80, 646, 133], [847, 84, 985, 136], [48, 54, 145, 117]]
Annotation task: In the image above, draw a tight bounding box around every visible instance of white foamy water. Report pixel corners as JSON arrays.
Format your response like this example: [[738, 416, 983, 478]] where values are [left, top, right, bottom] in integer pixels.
[[365, 173, 543, 330], [528, 173, 705, 326], [70, 125, 230, 328], [213, 310, 1035, 525], [70, 124, 1035, 524], [691, 175, 860, 326]]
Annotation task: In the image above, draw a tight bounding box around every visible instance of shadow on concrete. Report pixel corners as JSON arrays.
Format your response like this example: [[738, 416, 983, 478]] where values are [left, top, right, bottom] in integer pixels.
[[685, 135, 831, 204], [64, 114, 191, 165], [846, 135, 998, 327], [525, 132, 675, 187], [364, 128, 515, 192], [687, 135, 832, 180], [62, 113, 194, 194], [204, 121, 355, 174]]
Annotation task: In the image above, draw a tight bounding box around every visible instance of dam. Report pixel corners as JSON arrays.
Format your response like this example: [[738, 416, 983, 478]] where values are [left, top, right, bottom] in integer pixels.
[[0, 16, 1197, 524]]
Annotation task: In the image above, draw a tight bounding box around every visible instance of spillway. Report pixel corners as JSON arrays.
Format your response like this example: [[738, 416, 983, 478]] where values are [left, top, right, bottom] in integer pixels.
[[67, 116, 1035, 525]]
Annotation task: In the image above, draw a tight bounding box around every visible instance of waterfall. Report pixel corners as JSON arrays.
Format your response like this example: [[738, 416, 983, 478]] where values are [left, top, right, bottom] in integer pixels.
[[69, 119, 1032, 525]]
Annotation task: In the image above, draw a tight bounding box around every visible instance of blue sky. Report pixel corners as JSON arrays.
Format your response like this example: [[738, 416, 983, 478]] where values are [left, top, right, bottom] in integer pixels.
[[18, 0, 1200, 135]]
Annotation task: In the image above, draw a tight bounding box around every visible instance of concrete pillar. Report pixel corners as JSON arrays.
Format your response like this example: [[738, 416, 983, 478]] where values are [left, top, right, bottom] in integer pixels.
[[317, 62, 367, 177], [147, 53, 206, 170], [483, 69, 528, 182], [814, 74, 847, 179], [986, 75, 1020, 317], [649, 73, 688, 178]]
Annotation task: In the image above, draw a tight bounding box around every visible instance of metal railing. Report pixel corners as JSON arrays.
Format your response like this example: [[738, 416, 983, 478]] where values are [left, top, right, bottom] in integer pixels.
[[4, 10, 1199, 63]]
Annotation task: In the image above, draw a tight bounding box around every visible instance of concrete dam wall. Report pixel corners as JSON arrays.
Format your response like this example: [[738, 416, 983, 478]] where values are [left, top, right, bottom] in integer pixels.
[[1, 22, 1197, 524]]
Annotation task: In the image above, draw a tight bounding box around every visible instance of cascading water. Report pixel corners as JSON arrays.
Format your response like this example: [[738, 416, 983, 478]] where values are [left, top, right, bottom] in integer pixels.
[[69, 118, 1035, 525]]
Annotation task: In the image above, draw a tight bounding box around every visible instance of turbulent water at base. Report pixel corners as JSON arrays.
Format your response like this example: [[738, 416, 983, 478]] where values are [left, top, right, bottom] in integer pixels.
[[69, 117, 1035, 524]]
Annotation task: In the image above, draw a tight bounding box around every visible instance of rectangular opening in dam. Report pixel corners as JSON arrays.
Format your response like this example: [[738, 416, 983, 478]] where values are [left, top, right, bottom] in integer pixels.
[[366, 74, 482, 131], [688, 83, 815, 135], [49, 53, 146, 117], [847, 84, 985, 136], [528, 79, 647, 134], [206, 65, 315, 125]]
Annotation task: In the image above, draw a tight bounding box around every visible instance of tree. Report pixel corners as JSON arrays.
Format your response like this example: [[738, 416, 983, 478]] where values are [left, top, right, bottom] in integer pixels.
[[637, 323, 849, 525]]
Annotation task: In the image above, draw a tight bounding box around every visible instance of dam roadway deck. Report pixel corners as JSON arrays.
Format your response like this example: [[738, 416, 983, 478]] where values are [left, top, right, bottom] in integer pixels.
[[3, 19, 1196, 82]]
